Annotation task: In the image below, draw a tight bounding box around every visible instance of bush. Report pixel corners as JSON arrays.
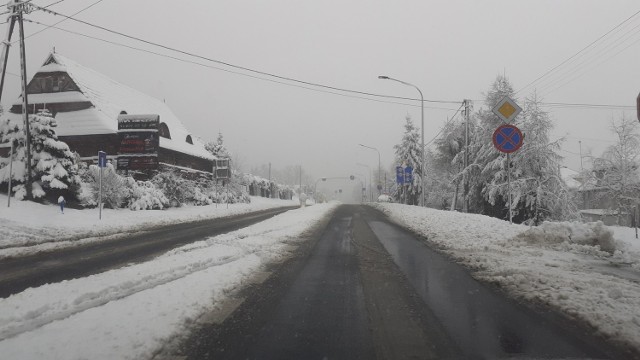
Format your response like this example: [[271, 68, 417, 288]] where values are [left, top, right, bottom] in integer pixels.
[[124, 178, 169, 210]]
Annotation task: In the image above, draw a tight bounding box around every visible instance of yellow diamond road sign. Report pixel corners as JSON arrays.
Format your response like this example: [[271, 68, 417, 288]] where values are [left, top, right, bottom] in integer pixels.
[[492, 96, 522, 123]]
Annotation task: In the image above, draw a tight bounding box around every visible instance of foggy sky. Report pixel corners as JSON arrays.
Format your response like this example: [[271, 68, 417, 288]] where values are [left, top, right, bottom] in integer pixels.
[[1, 0, 638, 184]]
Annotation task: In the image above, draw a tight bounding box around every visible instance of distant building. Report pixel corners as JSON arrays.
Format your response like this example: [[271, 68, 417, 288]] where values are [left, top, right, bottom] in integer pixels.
[[3, 52, 214, 175]]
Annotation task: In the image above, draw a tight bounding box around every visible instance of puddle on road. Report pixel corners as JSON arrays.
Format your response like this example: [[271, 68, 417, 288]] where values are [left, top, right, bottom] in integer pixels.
[[368, 220, 610, 360]]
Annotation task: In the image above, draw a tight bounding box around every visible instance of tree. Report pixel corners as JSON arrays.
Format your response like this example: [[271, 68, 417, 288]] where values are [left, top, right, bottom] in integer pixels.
[[589, 115, 640, 222], [484, 93, 576, 223], [393, 114, 423, 205], [462, 75, 516, 216], [205, 132, 231, 159], [431, 117, 468, 209], [0, 109, 80, 201]]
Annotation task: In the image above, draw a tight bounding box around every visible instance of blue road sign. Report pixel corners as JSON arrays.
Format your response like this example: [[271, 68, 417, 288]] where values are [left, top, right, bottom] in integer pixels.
[[98, 151, 107, 168], [404, 166, 413, 184], [396, 166, 404, 184], [492, 125, 523, 153]]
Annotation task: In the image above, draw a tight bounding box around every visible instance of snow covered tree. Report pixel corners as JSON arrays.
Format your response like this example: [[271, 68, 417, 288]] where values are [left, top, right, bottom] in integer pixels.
[[588, 115, 640, 222], [393, 114, 423, 205], [0, 109, 80, 201], [484, 93, 576, 223], [431, 116, 468, 209], [205, 132, 231, 159], [461, 75, 516, 217]]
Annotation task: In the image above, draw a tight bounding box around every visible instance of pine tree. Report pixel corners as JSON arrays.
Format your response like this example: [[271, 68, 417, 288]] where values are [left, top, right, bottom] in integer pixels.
[[0, 109, 80, 200], [205, 132, 231, 159], [393, 114, 423, 205]]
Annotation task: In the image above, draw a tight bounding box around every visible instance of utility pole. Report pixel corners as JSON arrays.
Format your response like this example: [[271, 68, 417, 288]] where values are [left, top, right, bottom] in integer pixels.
[[17, 3, 32, 199], [463, 99, 471, 213], [0, 1, 33, 199]]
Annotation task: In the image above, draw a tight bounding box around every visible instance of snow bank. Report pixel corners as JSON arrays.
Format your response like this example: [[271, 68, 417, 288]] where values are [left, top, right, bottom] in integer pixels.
[[371, 203, 640, 353], [0, 194, 298, 257], [0, 202, 339, 360], [516, 221, 616, 254]]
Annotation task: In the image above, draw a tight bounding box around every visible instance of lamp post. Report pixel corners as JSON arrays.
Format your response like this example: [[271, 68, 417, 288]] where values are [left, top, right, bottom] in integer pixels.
[[379, 75, 425, 207], [359, 143, 381, 195], [355, 172, 367, 202], [356, 162, 372, 201]]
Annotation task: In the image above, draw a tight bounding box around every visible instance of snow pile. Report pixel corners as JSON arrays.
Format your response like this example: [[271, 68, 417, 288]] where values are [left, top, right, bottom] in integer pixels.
[[0, 193, 298, 256], [516, 221, 616, 254], [371, 203, 640, 353], [0, 202, 339, 360]]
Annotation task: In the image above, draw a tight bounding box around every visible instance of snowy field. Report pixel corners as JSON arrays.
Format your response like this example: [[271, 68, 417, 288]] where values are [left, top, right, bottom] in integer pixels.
[[371, 203, 640, 354], [0, 200, 339, 360], [0, 194, 299, 258]]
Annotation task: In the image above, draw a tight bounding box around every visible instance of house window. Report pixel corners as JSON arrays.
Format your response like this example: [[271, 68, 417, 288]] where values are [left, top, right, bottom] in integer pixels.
[[186, 135, 193, 144], [159, 122, 171, 139]]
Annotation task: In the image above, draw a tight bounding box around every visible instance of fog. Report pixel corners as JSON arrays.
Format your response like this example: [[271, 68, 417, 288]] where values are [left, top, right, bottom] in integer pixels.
[[1, 0, 638, 186]]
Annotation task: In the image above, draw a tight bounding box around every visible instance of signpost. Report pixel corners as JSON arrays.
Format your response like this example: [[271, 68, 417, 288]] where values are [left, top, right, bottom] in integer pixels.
[[98, 151, 106, 220], [6, 140, 14, 208], [492, 96, 523, 224], [395, 166, 404, 184], [117, 114, 159, 171]]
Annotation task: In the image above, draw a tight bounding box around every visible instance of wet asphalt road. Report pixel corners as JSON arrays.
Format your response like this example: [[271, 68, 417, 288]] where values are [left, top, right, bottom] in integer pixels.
[[177, 205, 628, 360], [0, 206, 296, 299]]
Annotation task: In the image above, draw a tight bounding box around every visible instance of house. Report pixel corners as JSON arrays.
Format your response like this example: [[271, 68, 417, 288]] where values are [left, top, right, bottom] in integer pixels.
[[3, 52, 214, 175]]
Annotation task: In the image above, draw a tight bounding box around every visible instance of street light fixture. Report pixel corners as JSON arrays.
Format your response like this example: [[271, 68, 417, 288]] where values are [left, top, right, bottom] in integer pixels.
[[379, 75, 425, 207], [359, 143, 381, 195]]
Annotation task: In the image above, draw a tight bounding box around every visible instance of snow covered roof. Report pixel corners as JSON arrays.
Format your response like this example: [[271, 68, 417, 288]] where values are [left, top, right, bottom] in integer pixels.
[[13, 53, 213, 160]]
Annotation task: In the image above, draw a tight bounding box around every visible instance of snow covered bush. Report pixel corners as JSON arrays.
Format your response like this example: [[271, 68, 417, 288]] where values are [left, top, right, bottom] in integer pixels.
[[151, 171, 190, 207], [0, 110, 80, 201], [124, 178, 169, 210], [515, 221, 616, 254], [78, 163, 127, 208]]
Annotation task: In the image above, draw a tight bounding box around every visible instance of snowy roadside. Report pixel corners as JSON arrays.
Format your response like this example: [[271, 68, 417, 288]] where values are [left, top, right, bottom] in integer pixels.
[[0, 194, 298, 257], [370, 203, 640, 354], [0, 201, 339, 360]]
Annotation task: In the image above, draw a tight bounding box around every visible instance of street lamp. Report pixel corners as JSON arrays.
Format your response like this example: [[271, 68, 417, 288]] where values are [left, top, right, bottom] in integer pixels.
[[356, 163, 373, 201], [359, 143, 381, 195], [379, 75, 425, 207]]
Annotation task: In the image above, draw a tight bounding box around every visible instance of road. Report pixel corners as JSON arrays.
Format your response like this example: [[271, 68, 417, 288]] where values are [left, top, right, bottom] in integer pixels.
[[0, 206, 297, 299], [174, 204, 628, 360]]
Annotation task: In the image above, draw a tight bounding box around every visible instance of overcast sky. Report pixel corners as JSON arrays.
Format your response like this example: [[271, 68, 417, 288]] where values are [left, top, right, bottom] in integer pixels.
[[1, 0, 638, 184]]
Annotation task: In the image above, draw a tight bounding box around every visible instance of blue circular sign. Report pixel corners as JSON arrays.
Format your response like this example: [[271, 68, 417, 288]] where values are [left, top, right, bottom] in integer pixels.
[[493, 124, 523, 153]]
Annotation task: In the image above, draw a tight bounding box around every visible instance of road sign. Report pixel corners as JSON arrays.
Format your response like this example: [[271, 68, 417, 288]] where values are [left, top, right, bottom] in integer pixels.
[[493, 124, 524, 153], [98, 151, 107, 168], [404, 166, 413, 184], [492, 96, 522, 123], [396, 166, 404, 184]]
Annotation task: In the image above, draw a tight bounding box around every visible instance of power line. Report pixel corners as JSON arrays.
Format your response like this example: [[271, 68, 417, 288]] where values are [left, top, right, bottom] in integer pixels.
[[425, 102, 465, 147], [17, 0, 103, 43], [22, 19, 460, 112], [473, 98, 634, 111], [29, 4, 462, 105], [536, 20, 640, 97], [516, 8, 640, 95]]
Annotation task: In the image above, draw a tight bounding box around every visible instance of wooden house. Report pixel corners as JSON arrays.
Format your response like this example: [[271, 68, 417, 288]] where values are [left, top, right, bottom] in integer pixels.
[[3, 52, 214, 174]]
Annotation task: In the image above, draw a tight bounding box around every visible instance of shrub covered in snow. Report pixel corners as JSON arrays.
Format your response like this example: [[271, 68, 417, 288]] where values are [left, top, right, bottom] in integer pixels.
[[124, 178, 169, 210], [78, 163, 127, 209], [151, 171, 190, 207], [515, 221, 616, 254]]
